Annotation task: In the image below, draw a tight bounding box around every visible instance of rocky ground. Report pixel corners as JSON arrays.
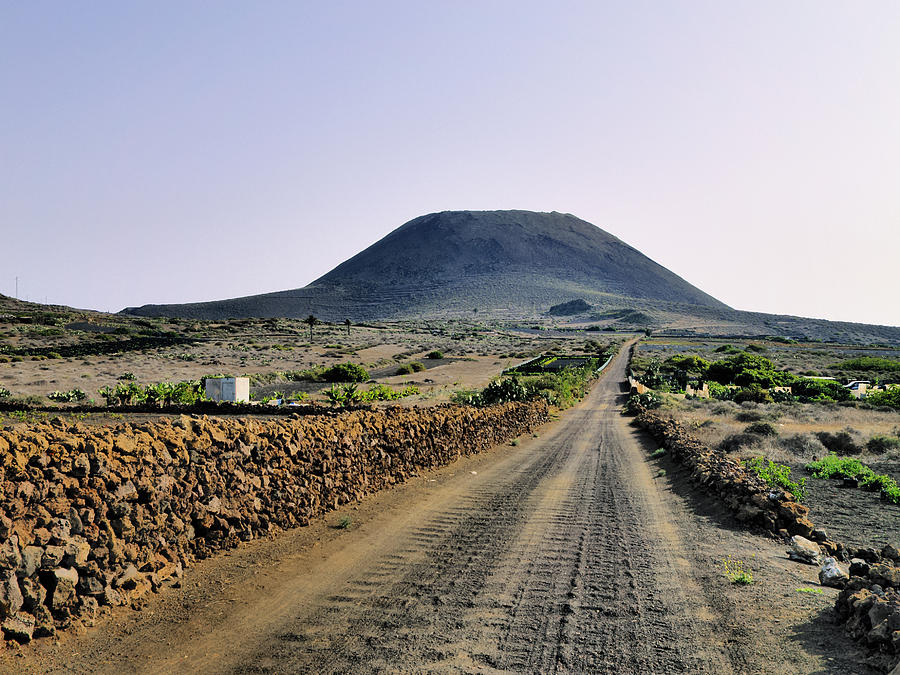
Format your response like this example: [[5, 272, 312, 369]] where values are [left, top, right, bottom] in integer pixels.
[[0, 314, 610, 408]]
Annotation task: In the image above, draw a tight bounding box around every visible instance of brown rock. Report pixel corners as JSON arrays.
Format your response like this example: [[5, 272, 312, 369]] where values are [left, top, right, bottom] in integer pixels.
[[1, 611, 35, 643], [49, 517, 72, 544], [870, 564, 900, 589], [0, 571, 23, 619], [788, 517, 815, 539], [19, 578, 46, 612], [0, 535, 22, 569], [20, 546, 42, 577], [31, 527, 51, 547], [50, 567, 78, 610], [41, 545, 65, 570], [31, 604, 55, 638]]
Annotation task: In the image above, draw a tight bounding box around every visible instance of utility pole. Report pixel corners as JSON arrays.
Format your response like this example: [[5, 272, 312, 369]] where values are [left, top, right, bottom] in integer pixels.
[[15, 276, 18, 299]]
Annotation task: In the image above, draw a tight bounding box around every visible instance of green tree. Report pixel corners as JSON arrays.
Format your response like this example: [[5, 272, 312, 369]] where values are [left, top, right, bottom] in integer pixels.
[[303, 315, 319, 341]]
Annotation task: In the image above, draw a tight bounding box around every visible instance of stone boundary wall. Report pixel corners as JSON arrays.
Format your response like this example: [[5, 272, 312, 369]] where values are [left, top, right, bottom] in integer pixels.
[[0, 401, 549, 643], [634, 410, 900, 671], [634, 412, 824, 541]]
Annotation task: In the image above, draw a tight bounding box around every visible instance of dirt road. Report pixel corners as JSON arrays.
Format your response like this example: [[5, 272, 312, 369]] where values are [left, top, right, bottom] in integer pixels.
[[13, 348, 872, 674]]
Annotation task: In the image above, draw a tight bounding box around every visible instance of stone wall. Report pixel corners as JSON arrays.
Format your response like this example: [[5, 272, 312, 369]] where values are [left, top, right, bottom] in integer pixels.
[[835, 552, 900, 671], [634, 410, 899, 672], [634, 412, 827, 542], [0, 401, 549, 643]]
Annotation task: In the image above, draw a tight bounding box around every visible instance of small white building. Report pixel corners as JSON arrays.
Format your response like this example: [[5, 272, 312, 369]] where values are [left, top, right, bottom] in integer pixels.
[[205, 377, 250, 403], [844, 380, 870, 399]]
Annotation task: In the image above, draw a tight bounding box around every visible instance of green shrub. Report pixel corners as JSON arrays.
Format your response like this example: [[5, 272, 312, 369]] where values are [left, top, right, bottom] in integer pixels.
[[733, 386, 773, 404], [98, 380, 202, 406], [0, 387, 11, 398], [451, 388, 481, 405], [744, 457, 806, 501], [453, 377, 541, 407], [720, 433, 762, 453], [624, 391, 663, 414], [456, 359, 599, 410], [408, 361, 425, 372], [864, 388, 900, 410], [47, 389, 87, 403], [706, 353, 794, 388], [831, 356, 900, 372], [746, 422, 778, 436], [321, 362, 369, 382], [791, 379, 852, 403], [478, 377, 539, 405], [707, 382, 733, 400], [358, 384, 418, 402], [396, 364, 414, 375], [325, 383, 358, 407], [770, 389, 799, 403], [806, 454, 900, 504], [426, 351, 444, 359], [815, 430, 861, 455], [866, 435, 900, 454], [664, 355, 710, 374]]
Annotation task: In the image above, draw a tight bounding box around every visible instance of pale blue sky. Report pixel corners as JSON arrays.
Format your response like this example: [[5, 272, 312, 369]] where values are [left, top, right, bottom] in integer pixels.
[[2, 2, 898, 325]]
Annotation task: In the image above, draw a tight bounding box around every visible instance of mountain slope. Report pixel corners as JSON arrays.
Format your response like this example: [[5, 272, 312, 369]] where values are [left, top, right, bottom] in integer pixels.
[[122, 210, 728, 320]]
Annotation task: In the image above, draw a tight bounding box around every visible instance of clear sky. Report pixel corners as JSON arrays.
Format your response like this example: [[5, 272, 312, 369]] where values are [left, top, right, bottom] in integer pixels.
[[2, 2, 898, 326]]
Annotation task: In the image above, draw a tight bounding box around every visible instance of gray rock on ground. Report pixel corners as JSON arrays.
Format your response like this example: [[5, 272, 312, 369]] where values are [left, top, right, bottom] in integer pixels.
[[819, 557, 850, 588], [850, 558, 871, 577], [788, 535, 822, 565]]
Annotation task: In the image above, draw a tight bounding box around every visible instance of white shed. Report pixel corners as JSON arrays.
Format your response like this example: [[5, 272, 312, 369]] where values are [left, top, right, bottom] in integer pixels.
[[205, 377, 250, 403]]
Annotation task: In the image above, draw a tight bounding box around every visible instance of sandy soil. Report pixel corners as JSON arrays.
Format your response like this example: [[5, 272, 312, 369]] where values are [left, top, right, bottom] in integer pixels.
[[4, 347, 874, 674], [0, 321, 587, 407]]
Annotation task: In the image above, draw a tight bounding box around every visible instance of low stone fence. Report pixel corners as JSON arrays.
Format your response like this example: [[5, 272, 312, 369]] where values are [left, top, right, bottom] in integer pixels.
[[634, 412, 824, 541], [0, 401, 549, 643], [634, 410, 900, 672]]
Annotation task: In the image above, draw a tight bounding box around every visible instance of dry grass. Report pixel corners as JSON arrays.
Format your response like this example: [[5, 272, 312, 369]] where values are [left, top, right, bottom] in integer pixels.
[[0, 316, 615, 407], [664, 398, 900, 465]]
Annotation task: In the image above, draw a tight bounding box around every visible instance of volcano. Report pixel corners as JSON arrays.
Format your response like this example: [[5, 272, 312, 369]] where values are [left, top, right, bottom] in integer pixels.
[[122, 210, 728, 321]]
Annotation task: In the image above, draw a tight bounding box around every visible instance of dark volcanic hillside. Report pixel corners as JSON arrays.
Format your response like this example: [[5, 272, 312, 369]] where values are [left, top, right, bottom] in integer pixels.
[[123, 210, 728, 321]]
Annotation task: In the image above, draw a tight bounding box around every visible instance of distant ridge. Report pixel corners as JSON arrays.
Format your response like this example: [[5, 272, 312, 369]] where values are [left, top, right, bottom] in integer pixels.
[[120, 210, 900, 344]]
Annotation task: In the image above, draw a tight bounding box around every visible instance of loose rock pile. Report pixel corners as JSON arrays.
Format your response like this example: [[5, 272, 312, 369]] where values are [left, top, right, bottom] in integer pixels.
[[635, 412, 838, 548], [0, 401, 548, 644], [635, 411, 900, 672], [836, 545, 900, 672]]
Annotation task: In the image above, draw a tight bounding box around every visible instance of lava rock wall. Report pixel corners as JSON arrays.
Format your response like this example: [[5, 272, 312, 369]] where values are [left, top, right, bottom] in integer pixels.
[[635, 411, 900, 671], [634, 412, 826, 542], [0, 401, 549, 642]]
